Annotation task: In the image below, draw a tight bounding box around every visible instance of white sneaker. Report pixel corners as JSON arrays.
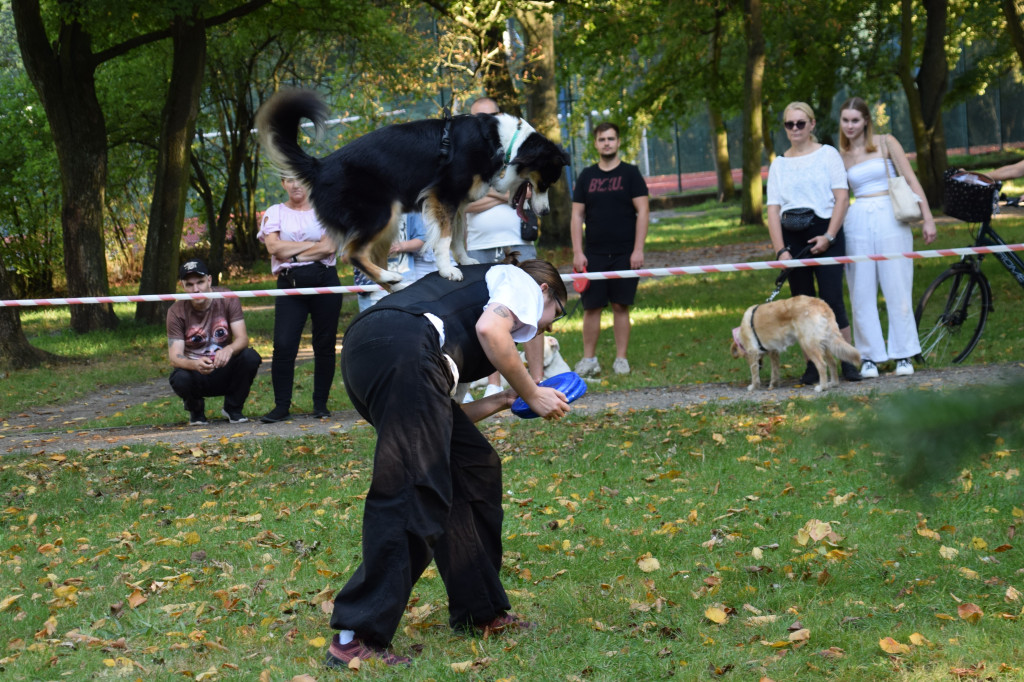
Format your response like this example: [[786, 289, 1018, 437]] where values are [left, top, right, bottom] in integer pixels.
[[575, 357, 601, 377], [612, 357, 630, 375], [461, 391, 475, 404], [860, 360, 879, 379], [895, 358, 915, 376], [483, 383, 503, 398]]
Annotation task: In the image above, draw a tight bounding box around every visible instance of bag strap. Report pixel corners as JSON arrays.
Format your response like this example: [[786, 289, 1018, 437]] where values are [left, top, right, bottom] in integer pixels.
[[882, 135, 901, 178]]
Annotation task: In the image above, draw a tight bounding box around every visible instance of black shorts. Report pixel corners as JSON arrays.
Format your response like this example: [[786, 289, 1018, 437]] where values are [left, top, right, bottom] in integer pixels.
[[580, 252, 639, 309]]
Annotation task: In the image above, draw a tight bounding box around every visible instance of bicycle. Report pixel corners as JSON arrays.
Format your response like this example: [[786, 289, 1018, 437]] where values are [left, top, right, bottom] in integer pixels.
[[914, 171, 1024, 364]]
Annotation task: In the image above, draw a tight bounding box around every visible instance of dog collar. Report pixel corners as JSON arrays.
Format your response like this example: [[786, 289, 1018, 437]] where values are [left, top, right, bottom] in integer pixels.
[[504, 119, 523, 164]]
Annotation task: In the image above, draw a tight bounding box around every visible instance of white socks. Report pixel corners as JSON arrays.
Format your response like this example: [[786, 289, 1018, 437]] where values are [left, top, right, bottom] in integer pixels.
[[337, 629, 355, 645]]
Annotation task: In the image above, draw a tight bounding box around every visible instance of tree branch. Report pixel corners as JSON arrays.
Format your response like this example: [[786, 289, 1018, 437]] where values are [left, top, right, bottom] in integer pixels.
[[94, 0, 273, 64]]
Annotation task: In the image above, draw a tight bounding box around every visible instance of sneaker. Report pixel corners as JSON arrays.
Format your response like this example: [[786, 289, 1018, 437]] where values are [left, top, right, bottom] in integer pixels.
[[324, 634, 411, 668], [483, 383, 504, 398], [895, 358, 915, 376], [221, 408, 248, 424], [612, 357, 630, 375], [473, 612, 537, 638], [461, 391, 475, 404], [799, 361, 819, 386], [259, 406, 291, 423], [186, 400, 208, 425], [575, 357, 601, 377], [841, 361, 863, 382], [860, 360, 879, 379], [312, 405, 331, 419]]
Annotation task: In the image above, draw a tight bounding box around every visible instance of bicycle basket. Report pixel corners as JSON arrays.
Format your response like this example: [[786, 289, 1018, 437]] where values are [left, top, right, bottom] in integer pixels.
[[943, 168, 1000, 223]]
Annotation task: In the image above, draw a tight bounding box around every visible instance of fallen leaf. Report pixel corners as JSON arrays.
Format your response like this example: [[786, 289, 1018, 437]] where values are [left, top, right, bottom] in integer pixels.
[[957, 603, 983, 623], [705, 607, 728, 624], [0, 594, 23, 612], [939, 545, 959, 560], [879, 636, 911, 655], [637, 554, 660, 573], [788, 628, 810, 643], [1005, 586, 1022, 603]]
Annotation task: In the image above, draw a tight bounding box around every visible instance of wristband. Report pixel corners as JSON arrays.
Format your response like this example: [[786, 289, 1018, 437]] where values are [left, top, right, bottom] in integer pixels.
[[824, 233, 835, 243], [776, 247, 790, 258]]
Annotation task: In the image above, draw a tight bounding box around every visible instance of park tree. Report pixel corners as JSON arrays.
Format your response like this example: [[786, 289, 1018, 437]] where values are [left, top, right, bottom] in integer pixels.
[[426, 0, 571, 241], [189, 1, 435, 283], [739, 0, 765, 225], [11, 0, 271, 332], [1003, 0, 1024, 69]]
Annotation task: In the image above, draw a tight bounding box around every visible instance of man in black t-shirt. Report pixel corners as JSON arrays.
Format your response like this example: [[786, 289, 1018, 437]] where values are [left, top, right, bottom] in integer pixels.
[[570, 122, 650, 377]]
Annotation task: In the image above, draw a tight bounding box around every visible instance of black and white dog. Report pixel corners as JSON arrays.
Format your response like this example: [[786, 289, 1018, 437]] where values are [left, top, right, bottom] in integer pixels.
[[255, 89, 570, 288]]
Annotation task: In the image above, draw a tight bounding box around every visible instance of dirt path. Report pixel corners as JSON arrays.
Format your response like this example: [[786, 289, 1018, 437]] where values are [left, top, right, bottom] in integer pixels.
[[3, 362, 1022, 455]]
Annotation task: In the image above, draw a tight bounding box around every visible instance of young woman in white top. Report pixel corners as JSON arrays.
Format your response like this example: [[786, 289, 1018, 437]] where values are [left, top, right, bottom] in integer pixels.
[[838, 97, 936, 377], [766, 101, 860, 384]]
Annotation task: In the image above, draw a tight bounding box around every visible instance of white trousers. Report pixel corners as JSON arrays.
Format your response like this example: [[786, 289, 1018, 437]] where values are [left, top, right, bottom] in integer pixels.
[[844, 195, 921, 362]]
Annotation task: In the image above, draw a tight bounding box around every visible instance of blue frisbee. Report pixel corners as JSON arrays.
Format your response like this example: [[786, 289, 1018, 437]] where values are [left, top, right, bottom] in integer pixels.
[[510, 371, 588, 419]]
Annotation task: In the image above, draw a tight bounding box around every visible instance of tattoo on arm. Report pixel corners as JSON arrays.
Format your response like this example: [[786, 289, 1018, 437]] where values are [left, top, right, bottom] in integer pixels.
[[490, 304, 512, 319]]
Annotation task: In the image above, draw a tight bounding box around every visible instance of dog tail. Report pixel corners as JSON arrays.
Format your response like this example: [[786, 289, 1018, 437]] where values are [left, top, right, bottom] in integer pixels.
[[255, 89, 328, 185], [826, 334, 861, 366]]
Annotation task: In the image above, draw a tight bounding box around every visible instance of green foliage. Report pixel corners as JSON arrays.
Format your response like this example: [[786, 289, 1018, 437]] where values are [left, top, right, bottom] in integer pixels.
[[0, 70, 62, 296]]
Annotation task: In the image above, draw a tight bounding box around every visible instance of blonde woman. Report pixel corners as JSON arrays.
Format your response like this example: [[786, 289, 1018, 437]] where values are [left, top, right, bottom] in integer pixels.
[[766, 101, 860, 384], [838, 97, 936, 378]]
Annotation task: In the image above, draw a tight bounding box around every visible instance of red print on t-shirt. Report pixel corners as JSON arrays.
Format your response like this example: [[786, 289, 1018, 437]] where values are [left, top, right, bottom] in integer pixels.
[[588, 177, 624, 193]]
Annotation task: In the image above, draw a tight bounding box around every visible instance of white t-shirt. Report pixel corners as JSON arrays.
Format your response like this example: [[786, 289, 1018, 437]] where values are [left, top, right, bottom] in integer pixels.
[[258, 203, 338, 274], [766, 145, 848, 218], [466, 203, 527, 250]]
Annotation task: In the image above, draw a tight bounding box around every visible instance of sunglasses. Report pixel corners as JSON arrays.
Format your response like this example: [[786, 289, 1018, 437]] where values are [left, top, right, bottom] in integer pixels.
[[784, 120, 809, 131]]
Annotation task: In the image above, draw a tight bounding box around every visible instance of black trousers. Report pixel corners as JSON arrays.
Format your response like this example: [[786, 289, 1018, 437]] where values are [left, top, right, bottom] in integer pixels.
[[168, 348, 262, 413], [330, 310, 509, 647], [781, 215, 850, 329], [271, 264, 343, 409]]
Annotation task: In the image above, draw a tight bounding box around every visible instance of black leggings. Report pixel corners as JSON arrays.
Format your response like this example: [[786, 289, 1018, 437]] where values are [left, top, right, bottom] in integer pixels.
[[781, 215, 849, 329]]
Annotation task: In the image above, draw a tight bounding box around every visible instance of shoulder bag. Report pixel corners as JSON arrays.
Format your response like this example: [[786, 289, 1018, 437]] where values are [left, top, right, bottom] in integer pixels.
[[882, 136, 923, 223]]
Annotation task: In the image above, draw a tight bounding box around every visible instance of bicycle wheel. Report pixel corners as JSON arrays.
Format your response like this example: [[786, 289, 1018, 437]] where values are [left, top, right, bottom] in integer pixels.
[[914, 266, 990, 364]]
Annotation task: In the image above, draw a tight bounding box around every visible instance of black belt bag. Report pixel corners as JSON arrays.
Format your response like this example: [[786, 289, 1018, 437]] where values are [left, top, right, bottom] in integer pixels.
[[781, 208, 816, 231]]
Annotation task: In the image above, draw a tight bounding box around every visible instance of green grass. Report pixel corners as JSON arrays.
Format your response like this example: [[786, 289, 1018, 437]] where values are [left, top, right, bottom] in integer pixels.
[[2, 203, 1024, 679], [5, 204, 1024, 430], [1, 394, 1021, 679]]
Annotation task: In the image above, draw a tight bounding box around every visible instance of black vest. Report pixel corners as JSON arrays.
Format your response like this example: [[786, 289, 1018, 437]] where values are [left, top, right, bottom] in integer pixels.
[[354, 264, 500, 383]]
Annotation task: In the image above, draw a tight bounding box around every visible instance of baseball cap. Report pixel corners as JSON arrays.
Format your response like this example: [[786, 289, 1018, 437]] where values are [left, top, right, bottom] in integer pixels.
[[179, 258, 210, 279]]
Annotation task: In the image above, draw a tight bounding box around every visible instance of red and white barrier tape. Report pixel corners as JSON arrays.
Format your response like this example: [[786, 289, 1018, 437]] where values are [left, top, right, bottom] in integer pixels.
[[3, 243, 1022, 308]]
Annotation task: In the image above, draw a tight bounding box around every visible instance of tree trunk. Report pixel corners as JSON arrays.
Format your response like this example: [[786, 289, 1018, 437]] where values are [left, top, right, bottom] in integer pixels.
[[707, 11, 734, 203], [708, 104, 735, 203], [1003, 0, 1024, 69], [740, 0, 765, 226], [481, 23, 520, 116], [898, 0, 948, 208], [12, 0, 119, 334], [0, 264, 55, 371], [518, 7, 570, 247], [136, 12, 207, 324]]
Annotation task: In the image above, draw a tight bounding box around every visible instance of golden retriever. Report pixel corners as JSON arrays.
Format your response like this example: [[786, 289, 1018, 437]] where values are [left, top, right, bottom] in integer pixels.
[[730, 295, 861, 392]]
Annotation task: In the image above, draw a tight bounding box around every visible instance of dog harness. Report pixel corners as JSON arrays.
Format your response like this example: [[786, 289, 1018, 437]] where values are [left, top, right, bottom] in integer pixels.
[[748, 304, 768, 352]]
